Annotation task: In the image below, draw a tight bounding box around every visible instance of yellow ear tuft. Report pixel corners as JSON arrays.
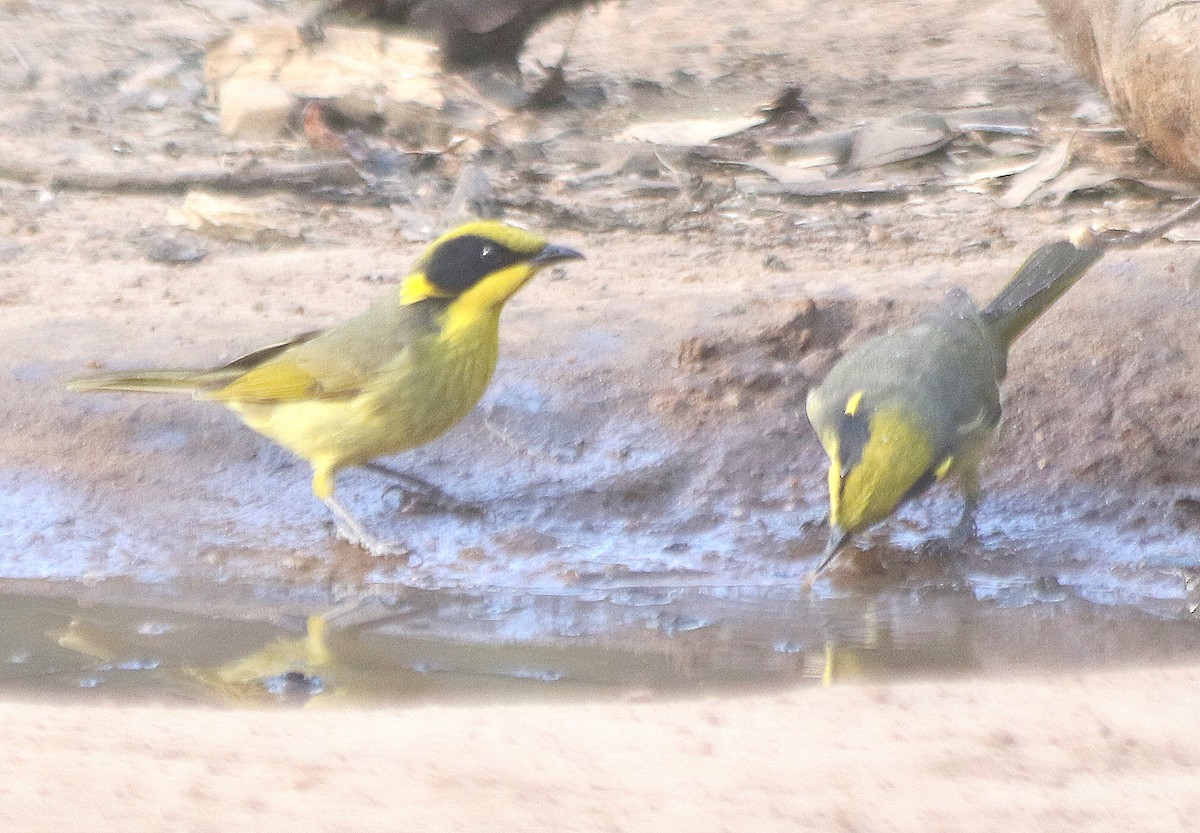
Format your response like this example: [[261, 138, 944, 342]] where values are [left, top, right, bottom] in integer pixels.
[[934, 456, 955, 480], [844, 391, 865, 416], [399, 273, 450, 306]]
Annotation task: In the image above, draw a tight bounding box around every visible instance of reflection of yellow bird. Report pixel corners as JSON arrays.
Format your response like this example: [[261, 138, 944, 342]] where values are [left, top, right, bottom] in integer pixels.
[[807, 238, 1103, 573], [183, 615, 335, 707], [71, 221, 583, 550]]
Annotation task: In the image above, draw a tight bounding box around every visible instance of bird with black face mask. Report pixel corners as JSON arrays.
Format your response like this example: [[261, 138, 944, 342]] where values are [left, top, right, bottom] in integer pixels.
[[70, 221, 583, 552]]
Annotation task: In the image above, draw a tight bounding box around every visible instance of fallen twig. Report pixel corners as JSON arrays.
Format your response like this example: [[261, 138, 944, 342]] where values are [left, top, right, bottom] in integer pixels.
[[0, 159, 365, 194], [1092, 195, 1200, 249]]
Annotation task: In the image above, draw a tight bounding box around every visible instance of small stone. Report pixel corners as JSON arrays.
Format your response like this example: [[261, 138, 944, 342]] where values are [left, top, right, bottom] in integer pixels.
[[140, 232, 208, 264], [218, 77, 294, 139]]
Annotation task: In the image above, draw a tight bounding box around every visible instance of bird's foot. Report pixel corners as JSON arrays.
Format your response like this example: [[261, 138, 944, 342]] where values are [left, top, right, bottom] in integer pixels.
[[917, 536, 954, 559], [333, 523, 410, 558], [365, 464, 485, 519], [381, 484, 485, 519], [322, 495, 411, 557], [919, 512, 979, 559]]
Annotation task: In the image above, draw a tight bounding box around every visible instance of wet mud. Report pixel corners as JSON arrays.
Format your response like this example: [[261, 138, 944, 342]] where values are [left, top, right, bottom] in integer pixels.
[[5, 230, 1200, 704]]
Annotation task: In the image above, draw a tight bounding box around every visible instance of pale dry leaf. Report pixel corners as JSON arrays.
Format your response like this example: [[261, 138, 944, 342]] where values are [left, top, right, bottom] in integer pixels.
[[997, 138, 1072, 208], [618, 116, 765, 147], [848, 112, 951, 170], [167, 191, 304, 244]]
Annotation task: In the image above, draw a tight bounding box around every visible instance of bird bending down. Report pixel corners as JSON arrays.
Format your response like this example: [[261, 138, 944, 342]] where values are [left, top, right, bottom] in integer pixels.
[[806, 198, 1200, 576], [70, 221, 583, 551], [806, 241, 1102, 575]]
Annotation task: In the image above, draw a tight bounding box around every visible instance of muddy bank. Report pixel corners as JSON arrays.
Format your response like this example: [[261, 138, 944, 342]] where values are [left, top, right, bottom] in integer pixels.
[[8, 235, 1198, 608]]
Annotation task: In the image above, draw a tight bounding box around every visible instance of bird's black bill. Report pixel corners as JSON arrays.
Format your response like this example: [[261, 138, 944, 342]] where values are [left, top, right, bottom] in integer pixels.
[[531, 243, 584, 265], [813, 525, 849, 576]]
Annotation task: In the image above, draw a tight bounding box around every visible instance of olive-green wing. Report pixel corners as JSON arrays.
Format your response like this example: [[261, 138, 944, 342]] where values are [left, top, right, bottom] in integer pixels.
[[203, 296, 442, 405], [215, 330, 323, 373], [204, 359, 341, 403], [196, 326, 361, 404]]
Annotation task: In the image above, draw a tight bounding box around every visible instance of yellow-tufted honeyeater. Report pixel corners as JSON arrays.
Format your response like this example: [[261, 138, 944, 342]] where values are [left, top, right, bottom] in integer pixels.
[[807, 240, 1100, 573], [70, 221, 583, 551], [807, 198, 1200, 574]]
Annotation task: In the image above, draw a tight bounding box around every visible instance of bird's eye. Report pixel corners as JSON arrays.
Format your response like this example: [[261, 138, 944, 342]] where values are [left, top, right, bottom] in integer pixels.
[[480, 245, 494, 260]]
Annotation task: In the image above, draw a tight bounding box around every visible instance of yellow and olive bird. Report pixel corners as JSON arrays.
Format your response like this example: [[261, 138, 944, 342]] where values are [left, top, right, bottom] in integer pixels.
[[807, 198, 1200, 575], [806, 239, 1103, 574], [70, 220, 583, 551]]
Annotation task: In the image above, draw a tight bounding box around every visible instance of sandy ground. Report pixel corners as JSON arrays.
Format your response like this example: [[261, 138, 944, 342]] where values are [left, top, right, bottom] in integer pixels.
[[1, 0, 1200, 828], [4, 665, 1199, 832]]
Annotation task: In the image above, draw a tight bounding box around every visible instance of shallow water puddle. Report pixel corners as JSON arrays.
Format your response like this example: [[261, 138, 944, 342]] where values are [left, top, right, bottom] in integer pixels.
[[0, 576, 1197, 706]]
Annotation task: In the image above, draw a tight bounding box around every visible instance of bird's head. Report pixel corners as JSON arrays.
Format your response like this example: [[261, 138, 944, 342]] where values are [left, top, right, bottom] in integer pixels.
[[400, 221, 583, 319], [809, 389, 942, 561]]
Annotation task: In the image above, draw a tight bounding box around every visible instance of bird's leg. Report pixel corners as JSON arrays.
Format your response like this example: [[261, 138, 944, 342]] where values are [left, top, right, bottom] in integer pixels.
[[363, 462, 484, 518], [946, 465, 982, 551], [363, 463, 446, 497], [916, 459, 983, 560], [948, 495, 979, 550], [312, 467, 408, 556]]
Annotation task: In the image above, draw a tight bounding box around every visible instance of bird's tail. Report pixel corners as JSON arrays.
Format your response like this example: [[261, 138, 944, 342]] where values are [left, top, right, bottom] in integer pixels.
[[980, 239, 1104, 348], [67, 369, 214, 395]]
